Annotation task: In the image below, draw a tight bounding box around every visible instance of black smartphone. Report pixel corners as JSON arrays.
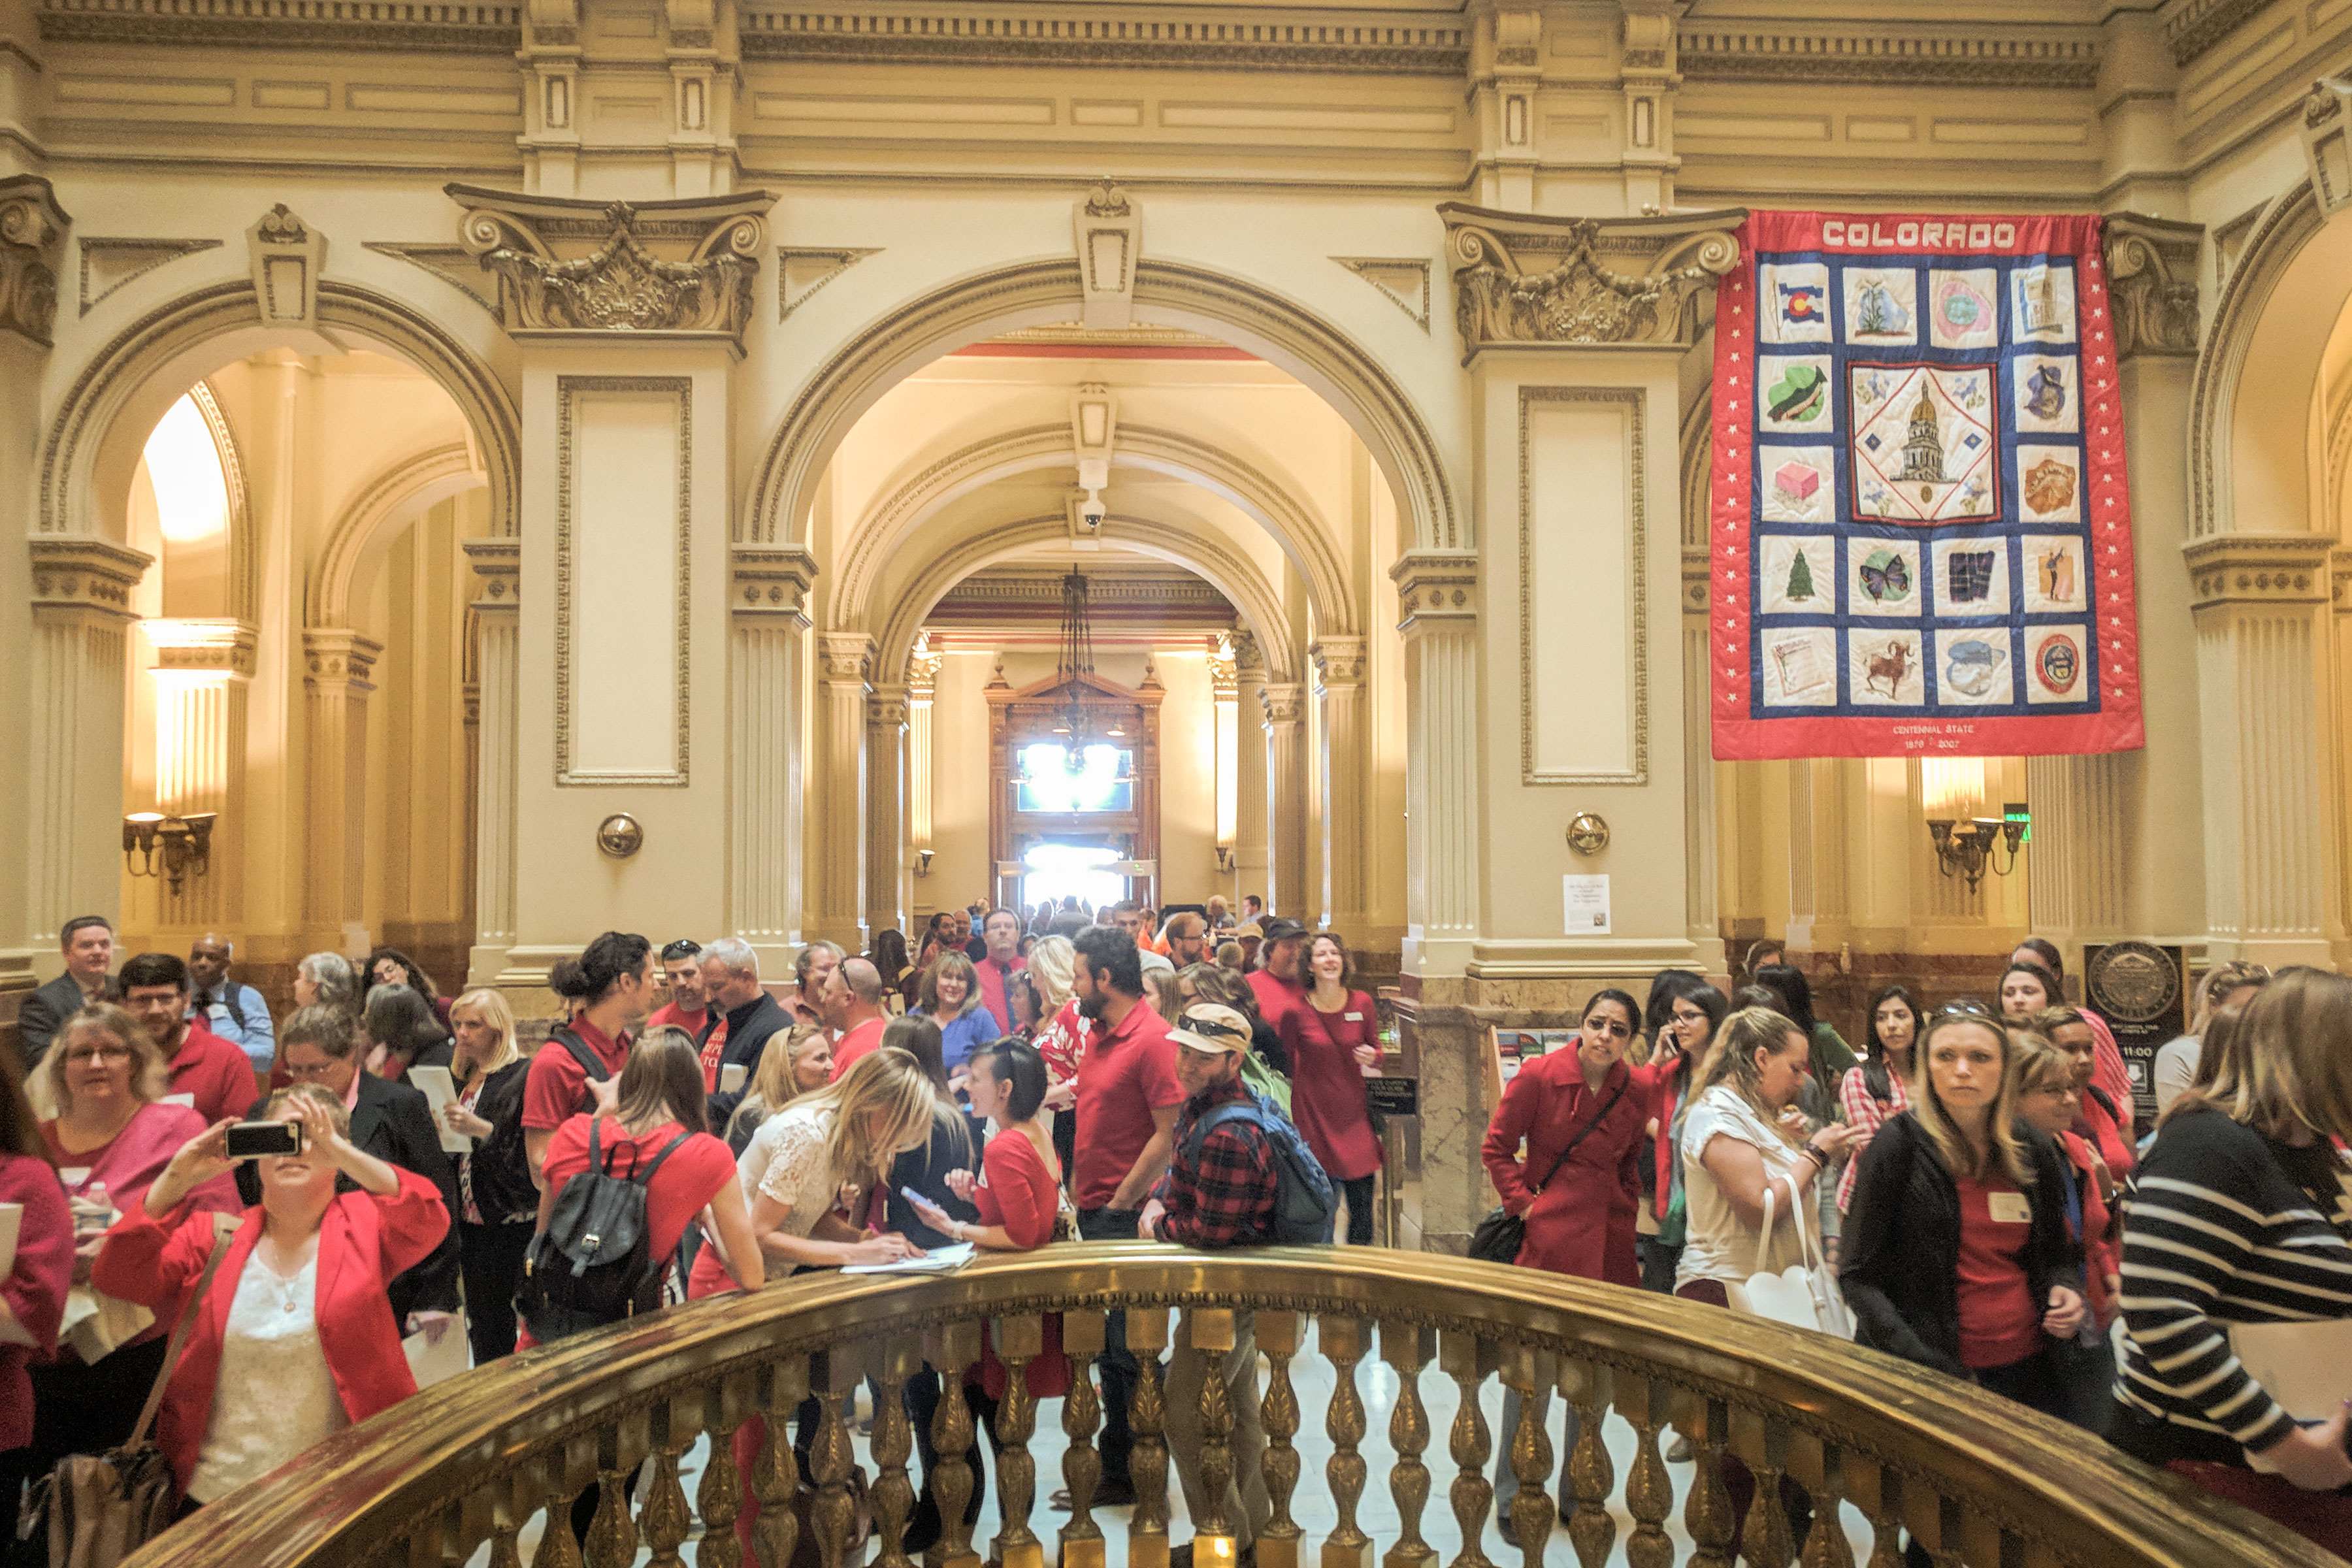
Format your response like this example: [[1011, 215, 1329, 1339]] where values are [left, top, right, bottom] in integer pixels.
[[224, 1121, 303, 1160]]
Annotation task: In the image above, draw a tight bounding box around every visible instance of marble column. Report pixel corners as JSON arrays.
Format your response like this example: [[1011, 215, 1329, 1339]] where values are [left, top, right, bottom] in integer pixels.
[[1232, 634, 1269, 913], [25, 539, 150, 960], [465, 540, 519, 985], [1312, 636, 1367, 938], [1209, 645, 1239, 900], [728, 546, 815, 974], [815, 632, 873, 953], [1261, 681, 1308, 923], [866, 684, 909, 941], [301, 627, 382, 955], [142, 619, 257, 932]]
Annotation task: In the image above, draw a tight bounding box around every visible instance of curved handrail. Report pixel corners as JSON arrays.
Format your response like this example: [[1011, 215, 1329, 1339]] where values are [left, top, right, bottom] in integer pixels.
[[131, 1244, 2334, 1568]]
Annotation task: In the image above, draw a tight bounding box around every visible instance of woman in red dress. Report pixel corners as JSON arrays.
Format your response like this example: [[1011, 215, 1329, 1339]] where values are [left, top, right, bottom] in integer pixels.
[[1292, 934, 1384, 1243]]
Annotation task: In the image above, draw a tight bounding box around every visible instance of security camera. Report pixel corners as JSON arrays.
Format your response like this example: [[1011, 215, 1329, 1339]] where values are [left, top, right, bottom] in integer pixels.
[[1079, 500, 1106, 530]]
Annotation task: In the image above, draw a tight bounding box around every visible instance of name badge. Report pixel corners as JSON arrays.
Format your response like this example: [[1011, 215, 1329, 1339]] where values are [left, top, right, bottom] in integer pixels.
[[1344, 1013, 1364, 1022], [161, 1092, 195, 1109], [1987, 1192, 2032, 1225]]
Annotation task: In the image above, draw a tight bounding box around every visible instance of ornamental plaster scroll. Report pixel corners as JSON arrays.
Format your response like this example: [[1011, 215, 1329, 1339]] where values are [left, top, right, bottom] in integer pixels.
[[448, 183, 775, 348], [1260, 682, 1306, 726], [2102, 214, 2204, 361], [1076, 180, 1138, 333], [0, 176, 71, 348], [248, 204, 325, 330], [1438, 204, 1742, 361], [2304, 79, 2352, 221]]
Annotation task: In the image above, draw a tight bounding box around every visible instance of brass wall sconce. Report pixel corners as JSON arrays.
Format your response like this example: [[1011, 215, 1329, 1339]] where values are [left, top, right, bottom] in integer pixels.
[[122, 811, 217, 896], [915, 849, 936, 877], [1927, 807, 2028, 892]]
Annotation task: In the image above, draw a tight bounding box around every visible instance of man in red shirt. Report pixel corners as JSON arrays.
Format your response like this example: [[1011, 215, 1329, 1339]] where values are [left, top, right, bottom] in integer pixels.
[[825, 959, 892, 1080], [523, 932, 655, 1183], [1245, 917, 1309, 1066], [971, 907, 1027, 1035], [1070, 924, 1183, 1506], [646, 939, 729, 1090], [116, 951, 258, 1124]]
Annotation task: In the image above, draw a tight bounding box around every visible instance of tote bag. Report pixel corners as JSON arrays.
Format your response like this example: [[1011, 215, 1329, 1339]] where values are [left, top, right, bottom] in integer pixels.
[[1723, 1175, 1854, 1341]]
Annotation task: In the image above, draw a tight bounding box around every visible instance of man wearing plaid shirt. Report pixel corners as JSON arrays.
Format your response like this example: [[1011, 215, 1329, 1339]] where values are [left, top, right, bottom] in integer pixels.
[[1141, 1003, 1277, 1566]]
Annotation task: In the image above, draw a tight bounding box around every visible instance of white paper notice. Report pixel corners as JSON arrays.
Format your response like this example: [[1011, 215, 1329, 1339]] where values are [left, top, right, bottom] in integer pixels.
[[1564, 874, 1612, 935], [406, 1065, 474, 1155], [719, 1063, 747, 1095]]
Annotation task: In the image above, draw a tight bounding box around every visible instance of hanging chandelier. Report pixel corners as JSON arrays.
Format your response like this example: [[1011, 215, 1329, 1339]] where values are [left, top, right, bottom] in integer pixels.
[[1049, 570, 1124, 754]]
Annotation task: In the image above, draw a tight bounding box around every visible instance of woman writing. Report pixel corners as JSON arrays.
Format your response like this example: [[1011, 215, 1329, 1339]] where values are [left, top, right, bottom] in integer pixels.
[[424, 988, 534, 1364], [1836, 985, 1920, 1213], [92, 1086, 451, 1509], [1292, 934, 1383, 1245], [2010, 1031, 2120, 1436], [2113, 968, 2352, 1556], [1840, 1011, 2083, 1415], [919, 952, 1003, 1075], [723, 1023, 833, 1154], [2151, 961, 2269, 1116]]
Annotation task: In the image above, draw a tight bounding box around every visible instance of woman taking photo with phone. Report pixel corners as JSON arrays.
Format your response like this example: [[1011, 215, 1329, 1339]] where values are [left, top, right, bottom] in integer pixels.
[[92, 1085, 451, 1511], [1839, 1010, 2083, 1414], [421, 988, 534, 1364], [1837, 985, 1920, 1213], [2113, 967, 2352, 1556]]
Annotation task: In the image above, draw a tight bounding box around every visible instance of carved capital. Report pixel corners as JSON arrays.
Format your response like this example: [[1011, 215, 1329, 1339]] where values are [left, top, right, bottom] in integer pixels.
[[2303, 77, 2352, 220], [1439, 203, 1742, 359], [907, 651, 942, 696], [248, 203, 325, 329], [1311, 636, 1367, 687], [1391, 549, 1480, 632], [463, 537, 521, 610], [868, 685, 910, 729], [818, 632, 873, 684], [0, 176, 71, 348], [29, 536, 149, 620], [2103, 213, 2202, 360], [1681, 545, 1710, 617], [302, 627, 384, 689], [1207, 651, 1237, 697], [146, 617, 257, 678], [2184, 534, 2334, 611], [729, 543, 817, 621], [449, 182, 775, 350], [1228, 627, 1265, 676], [1260, 681, 1306, 727]]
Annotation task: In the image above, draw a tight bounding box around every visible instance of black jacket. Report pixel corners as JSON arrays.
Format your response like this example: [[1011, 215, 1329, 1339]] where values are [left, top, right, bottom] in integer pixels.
[[1838, 1109, 2082, 1379], [237, 1072, 464, 1323], [414, 1042, 536, 1226], [706, 992, 792, 1129], [16, 973, 112, 1067]]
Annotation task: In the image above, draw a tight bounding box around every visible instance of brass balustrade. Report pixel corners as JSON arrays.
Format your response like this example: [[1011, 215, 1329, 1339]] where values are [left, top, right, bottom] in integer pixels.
[[127, 1245, 2334, 1568]]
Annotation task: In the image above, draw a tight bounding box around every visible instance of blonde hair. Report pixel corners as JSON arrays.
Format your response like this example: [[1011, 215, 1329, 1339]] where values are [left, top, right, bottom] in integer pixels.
[[449, 988, 520, 1075], [2005, 1029, 2075, 1101], [787, 1048, 936, 1188], [48, 1004, 170, 1111], [1694, 1007, 1806, 1146], [2177, 966, 2352, 1143], [1026, 937, 1076, 1012], [2190, 960, 2270, 1036], [749, 1022, 827, 1113], [1912, 1013, 2031, 1185], [264, 1081, 353, 1135]]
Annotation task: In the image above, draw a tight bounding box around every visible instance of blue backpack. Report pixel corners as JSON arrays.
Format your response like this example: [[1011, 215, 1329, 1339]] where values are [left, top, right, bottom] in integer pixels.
[[1181, 1092, 1337, 1245]]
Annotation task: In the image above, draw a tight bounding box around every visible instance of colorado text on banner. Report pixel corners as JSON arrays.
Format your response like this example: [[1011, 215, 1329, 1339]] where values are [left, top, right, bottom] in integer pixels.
[[1707, 211, 2145, 761]]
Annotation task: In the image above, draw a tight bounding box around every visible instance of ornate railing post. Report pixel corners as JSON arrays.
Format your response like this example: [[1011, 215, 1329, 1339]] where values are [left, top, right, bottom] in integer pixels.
[[1561, 1359, 1614, 1568], [1319, 1316, 1375, 1568], [1499, 1344, 1557, 1567], [924, 1320, 985, 1568], [1256, 1311, 1306, 1568], [1440, 1330, 1495, 1568], [696, 1374, 752, 1568], [1380, 1320, 1435, 1568], [1058, 1311, 1108, 1568], [992, 1315, 1047, 1568], [753, 1357, 810, 1568], [1127, 1306, 1174, 1568], [870, 1337, 922, 1568]]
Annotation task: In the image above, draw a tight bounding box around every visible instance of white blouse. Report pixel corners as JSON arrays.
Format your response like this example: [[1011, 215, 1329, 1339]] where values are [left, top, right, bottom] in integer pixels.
[[187, 1252, 350, 1503], [738, 1104, 840, 1279]]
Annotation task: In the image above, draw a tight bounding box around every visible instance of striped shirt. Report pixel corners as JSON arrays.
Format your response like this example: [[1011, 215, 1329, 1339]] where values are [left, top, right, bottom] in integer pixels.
[[2115, 1107, 2352, 1460]]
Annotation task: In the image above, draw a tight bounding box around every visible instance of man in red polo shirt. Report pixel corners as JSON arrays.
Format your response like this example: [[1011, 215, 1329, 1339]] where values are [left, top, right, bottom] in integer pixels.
[[523, 932, 655, 1183], [1245, 917, 1310, 1066], [117, 951, 258, 1124], [825, 958, 892, 1079], [971, 907, 1026, 1035], [1070, 924, 1183, 1506]]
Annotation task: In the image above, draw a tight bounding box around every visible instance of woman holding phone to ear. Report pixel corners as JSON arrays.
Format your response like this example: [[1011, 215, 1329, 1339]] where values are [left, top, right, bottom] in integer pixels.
[[92, 1085, 451, 1510]]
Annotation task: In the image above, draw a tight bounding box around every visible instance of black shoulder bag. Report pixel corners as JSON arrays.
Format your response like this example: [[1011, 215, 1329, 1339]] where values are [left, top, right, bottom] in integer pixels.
[[1467, 1078, 1628, 1265]]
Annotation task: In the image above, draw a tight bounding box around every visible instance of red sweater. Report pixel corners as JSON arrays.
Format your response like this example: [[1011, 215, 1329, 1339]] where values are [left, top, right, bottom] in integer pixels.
[[0, 1158, 71, 1450], [92, 1168, 450, 1490]]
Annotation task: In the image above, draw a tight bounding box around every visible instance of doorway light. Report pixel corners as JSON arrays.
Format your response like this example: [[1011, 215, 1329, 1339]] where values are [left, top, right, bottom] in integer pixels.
[[143, 394, 229, 545]]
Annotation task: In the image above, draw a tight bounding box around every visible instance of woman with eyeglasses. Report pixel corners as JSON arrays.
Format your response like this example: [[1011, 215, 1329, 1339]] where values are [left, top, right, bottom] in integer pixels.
[[2026, 1005, 2134, 1184], [2009, 1030, 2121, 1436], [1837, 985, 1920, 1213]]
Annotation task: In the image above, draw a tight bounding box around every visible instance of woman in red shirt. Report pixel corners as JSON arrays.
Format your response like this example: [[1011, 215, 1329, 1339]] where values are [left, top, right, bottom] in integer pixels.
[[2029, 1005, 2134, 1181], [2012, 1030, 2121, 1437], [0, 1050, 74, 1552], [1294, 935, 1384, 1244]]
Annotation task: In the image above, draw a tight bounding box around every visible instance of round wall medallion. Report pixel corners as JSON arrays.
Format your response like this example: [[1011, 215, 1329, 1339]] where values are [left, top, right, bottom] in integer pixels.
[[2085, 939, 2179, 1024], [1566, 812, 1610, 856], [596, 813, 644, 858]]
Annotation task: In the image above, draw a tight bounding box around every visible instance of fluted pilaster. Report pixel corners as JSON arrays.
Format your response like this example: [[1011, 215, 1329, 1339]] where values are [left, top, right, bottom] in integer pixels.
[[466, 540, 519, 983], [1392, 551, 1480, 973], [1313, 637, 1367, 938], [816, 632, 872, 952], [302, 627, 382, 952], [1262, 681, 1308, 922], [730, 546, 815, 968]]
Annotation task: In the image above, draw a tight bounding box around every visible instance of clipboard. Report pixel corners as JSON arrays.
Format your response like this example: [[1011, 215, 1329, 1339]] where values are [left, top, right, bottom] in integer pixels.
[[405, 1065, 473, 1155]]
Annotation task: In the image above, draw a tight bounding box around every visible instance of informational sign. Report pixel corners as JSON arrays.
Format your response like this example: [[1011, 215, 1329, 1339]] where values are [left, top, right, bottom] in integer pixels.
[[1564, 874, 1612, 935], [2083, 940, 2187, 1128], [1365, 1076, 1419, 1119]]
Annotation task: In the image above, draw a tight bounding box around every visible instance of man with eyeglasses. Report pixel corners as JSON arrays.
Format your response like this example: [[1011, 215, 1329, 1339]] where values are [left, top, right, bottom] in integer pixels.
[[118, 951, 260, 1125]]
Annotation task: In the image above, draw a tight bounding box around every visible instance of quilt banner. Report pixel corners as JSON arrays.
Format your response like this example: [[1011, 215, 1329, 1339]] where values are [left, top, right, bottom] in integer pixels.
[[1708, 211, 2144, 760]]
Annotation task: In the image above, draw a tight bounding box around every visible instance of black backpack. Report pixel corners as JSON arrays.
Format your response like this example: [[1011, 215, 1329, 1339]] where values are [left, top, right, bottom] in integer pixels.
[[515, 1119, 688, 1345], [1181, 1092, 1336, 1245], [547, 1026, 614, 1114]]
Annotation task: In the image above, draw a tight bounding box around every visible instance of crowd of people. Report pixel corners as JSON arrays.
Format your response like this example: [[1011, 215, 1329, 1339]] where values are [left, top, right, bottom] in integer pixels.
[[1, 907, 2345, 1562]]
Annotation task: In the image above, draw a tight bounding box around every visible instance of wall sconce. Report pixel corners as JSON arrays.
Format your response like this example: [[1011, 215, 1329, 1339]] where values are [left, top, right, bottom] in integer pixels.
[[1927, 808, 2028, 892], [122, 811, 217, 896], [1214, 845, 1236, 874], [915, 849, 936, 877]]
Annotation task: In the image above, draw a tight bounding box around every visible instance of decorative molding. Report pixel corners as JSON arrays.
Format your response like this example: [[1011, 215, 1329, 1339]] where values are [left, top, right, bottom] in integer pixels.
[[2304, 78, 2352, 221], [2164, 0, 2274, 67], [1679, 27, 2099, 88], [1260, 681, 1305, 726], [2185, 534, 2332, 610], [553, 375, 692, 787], [1230, 627, 1264, 675], [735, 9, 1467, 75], [729, 544, 817, 621], [37, 0, 521, 52], [449, 183, 774, 350], [1391, 549, 1478, 632], [77, 237, 221, 319], [1075, 180, 1138, 333], [1519, 386, 1646, 787], [311, 441, 483, 627], [463, 536, 520, 608], [1439, 204, 1742, 361], [1311, 635, 1367, 687], [248, 203, 324, 329], [145, 617, 257, 678], [2103, 213, 2202, 361], [1331, 256, 1431, 332], [184, 380, 257, 625], [301, 626, 383, 688], [819, 632, 874, 684], [29, 535, 149, 618], [363, 242, 501, 315], [777, 247, 881, 320], [2333, 548, 2352, 613], [932, 568, 1235, 626], [0, 176, 71, 348], [2189, 179, 2322, 540], [868, 686, 910, 728], [1681, 545, 1710, 617]]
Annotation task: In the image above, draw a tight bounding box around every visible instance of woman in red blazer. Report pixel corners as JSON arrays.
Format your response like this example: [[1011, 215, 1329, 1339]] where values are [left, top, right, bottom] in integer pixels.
[[93, 1085, 450, 1504]]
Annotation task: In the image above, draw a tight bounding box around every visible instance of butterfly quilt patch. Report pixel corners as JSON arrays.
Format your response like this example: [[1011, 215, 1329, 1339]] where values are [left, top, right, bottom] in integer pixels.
[[1708, 212, 2144, 759]]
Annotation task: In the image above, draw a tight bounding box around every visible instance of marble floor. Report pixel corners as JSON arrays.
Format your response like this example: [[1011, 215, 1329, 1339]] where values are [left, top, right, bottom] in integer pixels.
[[474, 1320, 1876, 1566]]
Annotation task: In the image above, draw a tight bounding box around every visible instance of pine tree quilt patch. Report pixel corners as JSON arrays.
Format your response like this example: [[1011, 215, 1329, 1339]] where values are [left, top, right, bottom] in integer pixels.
[[1708, 212, 2144, 760]]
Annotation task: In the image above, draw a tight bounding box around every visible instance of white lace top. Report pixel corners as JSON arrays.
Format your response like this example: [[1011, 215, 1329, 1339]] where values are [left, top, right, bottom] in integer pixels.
[[187, 1252, 350, 1502], [738, 1104, 840, 1279]]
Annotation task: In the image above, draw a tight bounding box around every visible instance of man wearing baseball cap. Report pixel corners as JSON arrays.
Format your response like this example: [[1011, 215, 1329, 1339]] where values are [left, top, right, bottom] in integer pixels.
[[1246, 917, 1310, 1076], [1140, 1003, 1277, 1565]]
